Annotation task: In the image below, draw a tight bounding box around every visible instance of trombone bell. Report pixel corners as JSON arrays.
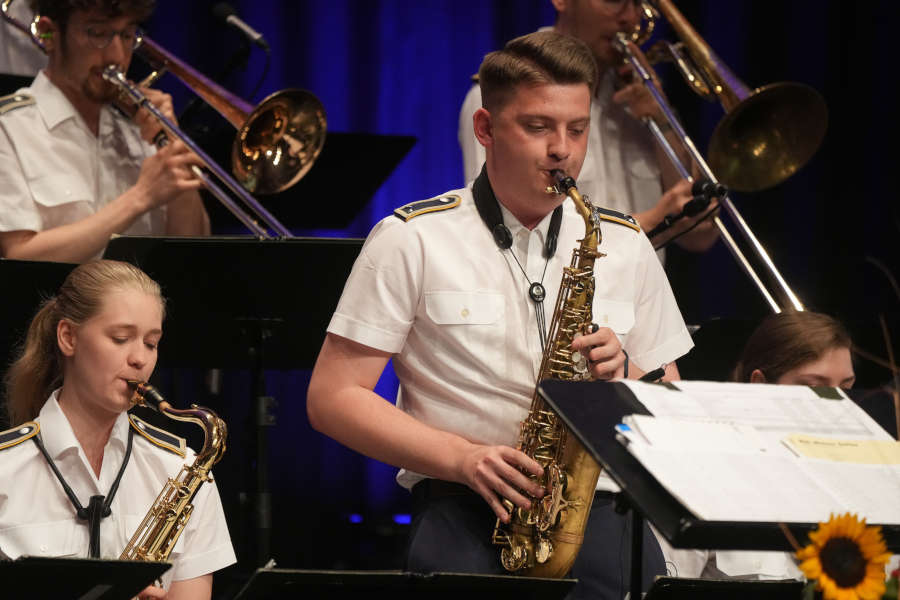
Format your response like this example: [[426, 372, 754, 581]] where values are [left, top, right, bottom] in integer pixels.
[[708, 82, 828, 193], [234, 89, 327, 195]]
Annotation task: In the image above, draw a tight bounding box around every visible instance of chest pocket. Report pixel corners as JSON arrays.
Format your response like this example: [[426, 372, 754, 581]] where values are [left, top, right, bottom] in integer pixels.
[[424, 291, 505, 361], [0, 520, 81, 559], [593, 299, 635, 335], [26, 175, 93, 230]]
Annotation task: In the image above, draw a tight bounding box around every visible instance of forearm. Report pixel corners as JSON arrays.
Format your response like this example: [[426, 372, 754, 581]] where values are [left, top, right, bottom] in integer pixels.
[[307, 334, 477, 484], [167, 574, 212, 600], [308, 376, 476, 484], [165, 190, 210, 236], [0, 189, 148, 262]]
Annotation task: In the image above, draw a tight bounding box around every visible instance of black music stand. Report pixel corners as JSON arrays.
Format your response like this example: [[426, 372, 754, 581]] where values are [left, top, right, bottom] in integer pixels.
[[195, 129, 416, 231], [0, 556, 169, 600], [536, 379, 900, 598], [231, 569, 576, 600], [104, 236, 363, 567], [644, 576, 802, 600]]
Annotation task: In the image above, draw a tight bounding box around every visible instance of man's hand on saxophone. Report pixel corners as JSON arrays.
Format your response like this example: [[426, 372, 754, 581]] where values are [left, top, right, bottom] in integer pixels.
[[570, 326, 628, 380], [457, 444, 545, 523]]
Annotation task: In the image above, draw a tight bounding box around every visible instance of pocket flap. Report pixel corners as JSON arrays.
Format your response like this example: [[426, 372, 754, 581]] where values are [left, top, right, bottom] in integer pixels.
[[425, 291, 504, 325], [27, 175, 92, 208], [0, 520, 80, 558], [593, 299, 635, 334]]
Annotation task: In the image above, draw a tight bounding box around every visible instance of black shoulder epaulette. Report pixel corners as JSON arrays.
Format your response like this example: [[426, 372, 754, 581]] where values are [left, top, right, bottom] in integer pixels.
[[0, 93, 35, 115], [129, 414, 186, 457], [394, 194, 461, 222], [0, 421, 39, 451], [594, 206, 641, 233]]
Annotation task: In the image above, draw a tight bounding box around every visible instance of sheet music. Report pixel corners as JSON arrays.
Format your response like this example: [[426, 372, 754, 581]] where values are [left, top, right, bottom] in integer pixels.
[[617, 381, 900, 525]]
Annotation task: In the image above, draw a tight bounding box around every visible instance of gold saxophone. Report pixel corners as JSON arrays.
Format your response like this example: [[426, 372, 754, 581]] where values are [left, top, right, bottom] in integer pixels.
[[492, 170, 604, 576], [120, 381, 228, 562]]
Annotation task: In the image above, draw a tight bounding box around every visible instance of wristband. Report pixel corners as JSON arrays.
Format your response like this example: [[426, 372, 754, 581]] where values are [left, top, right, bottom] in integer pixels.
[[622, 348, 629, 379]]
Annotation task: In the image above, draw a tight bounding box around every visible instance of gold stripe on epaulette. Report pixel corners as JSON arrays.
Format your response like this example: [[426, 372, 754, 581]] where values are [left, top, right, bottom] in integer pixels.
[[394, 194, 461, 222], [0, 93, 35, 115], [598, 214, 641, 233], [0, 421, 40, 450], [129, 414, 186, 457]]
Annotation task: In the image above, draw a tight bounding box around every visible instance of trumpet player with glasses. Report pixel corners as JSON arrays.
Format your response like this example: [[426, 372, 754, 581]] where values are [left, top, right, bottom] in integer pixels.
[[0, 260, 235, 600], [0, 0, 209, 264], [309, 31, 694, 599], [459, 0, 719, 259]]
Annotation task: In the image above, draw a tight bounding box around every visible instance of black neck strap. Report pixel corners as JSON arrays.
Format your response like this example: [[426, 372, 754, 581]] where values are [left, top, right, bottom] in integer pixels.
[[472, 165, 562, 258], [33, 425, 135, 558]]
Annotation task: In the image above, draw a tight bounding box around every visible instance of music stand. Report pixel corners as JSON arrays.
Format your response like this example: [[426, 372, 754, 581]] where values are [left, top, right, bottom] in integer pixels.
[[644, 576, 802, 600], [536, 379, 900, 598], [195, 130, 416, 230], [231, 569, 576, 600], [0, 556, 169, 600], [103, 236, 363, 567]]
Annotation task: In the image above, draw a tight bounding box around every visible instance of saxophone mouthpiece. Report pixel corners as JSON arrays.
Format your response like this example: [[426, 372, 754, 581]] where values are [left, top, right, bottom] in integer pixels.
[[127, 380, 168, 411], [550, 169, 577, 196]]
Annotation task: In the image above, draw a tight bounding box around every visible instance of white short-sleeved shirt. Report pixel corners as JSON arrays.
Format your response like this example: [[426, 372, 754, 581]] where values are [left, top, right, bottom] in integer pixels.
[[328, 185, 693, 489], [0, 392, 236, 589], [459, 70, 665, 259], [0, 71, 165, 239]]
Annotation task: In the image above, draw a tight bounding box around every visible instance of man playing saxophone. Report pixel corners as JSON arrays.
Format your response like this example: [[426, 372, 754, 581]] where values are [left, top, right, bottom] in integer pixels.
[[0, 0, 209, 263], [0, 260, 235, 599], [308, 31, 693, 599]]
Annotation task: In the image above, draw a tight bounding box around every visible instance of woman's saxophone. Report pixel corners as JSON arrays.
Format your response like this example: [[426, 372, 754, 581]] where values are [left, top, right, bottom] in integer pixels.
[[492, 170, 604, 576], [120, 381, 228, 562]]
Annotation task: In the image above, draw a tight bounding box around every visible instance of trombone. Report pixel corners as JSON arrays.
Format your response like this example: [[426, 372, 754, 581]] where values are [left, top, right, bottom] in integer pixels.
[[1, 0, 326, 239], [617, 0, 828, 313]]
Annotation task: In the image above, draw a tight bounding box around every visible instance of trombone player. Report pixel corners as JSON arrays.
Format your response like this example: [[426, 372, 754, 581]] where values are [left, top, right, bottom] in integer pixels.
[[0, 0, 209, 263], [459, 0, 719, 259]]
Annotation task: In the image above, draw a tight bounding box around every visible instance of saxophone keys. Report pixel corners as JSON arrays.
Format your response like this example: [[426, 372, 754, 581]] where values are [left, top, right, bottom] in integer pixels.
[[535, 537, 553, 564]]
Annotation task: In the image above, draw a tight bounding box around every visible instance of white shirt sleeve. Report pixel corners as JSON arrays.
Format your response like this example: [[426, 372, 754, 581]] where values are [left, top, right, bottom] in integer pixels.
[[168, 475, 236, 582], [624, 231, 693, 370], [327, 218, 423, 354], [458, 84, 486, 186], [0, 120, 41, 233]]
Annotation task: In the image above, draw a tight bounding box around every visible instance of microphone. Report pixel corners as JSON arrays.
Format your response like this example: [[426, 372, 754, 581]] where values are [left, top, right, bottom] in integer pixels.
[[212, 3, 270, 51]]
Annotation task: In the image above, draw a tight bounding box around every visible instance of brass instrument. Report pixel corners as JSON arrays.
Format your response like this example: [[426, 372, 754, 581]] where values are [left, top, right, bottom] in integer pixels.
[[121, 381, 227, 562], [616, 0, 825, 312], [1, 0, 326, 239], [636, 0, 828, 193], [492, 170, 603, 576]]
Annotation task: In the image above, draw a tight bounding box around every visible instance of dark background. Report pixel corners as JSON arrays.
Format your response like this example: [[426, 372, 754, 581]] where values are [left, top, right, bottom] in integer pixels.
[[4, 1, 900, 596]]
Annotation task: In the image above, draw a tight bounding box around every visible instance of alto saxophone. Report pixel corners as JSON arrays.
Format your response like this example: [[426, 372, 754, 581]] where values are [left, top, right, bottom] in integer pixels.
[[492, 170, 604, 576], [120, 381, 228, 562]]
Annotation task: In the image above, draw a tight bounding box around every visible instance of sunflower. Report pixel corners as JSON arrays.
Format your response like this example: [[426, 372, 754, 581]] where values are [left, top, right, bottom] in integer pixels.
[[797, 513, 892, 600]]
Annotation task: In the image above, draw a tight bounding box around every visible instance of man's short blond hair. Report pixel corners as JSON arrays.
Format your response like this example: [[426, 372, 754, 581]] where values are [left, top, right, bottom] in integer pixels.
[[478, 30, 597, 112]]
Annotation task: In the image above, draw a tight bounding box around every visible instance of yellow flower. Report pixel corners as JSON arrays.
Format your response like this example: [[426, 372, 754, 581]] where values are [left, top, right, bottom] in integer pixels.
[[797, 513, 892, 600]]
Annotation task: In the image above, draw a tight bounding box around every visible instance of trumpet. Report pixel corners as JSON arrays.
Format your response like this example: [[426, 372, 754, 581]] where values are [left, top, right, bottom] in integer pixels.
[[615, 0, 828, 312], [1, 0, 326, 239]]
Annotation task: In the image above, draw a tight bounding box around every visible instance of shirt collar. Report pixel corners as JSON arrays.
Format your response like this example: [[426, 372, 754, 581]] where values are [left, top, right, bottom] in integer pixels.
[[497, 199, 555, 247], [32, 70, 84, 131], [38, 389, 131, 460]]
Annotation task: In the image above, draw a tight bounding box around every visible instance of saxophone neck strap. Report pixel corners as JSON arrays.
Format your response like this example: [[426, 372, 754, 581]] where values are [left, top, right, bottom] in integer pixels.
[[471, 164, 562, 258], [32, 426, 135, 558]]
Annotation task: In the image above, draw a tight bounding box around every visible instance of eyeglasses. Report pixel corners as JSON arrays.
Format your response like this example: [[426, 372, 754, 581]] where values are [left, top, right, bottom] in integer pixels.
[[79, 24, 144, 51]]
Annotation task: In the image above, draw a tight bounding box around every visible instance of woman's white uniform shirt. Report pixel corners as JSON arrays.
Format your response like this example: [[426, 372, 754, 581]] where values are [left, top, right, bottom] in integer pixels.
[[0, 392, 235, 590]]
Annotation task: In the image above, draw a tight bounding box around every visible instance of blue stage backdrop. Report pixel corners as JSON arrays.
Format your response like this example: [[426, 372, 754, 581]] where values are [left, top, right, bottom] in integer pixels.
[[135, 0, 899, 578]]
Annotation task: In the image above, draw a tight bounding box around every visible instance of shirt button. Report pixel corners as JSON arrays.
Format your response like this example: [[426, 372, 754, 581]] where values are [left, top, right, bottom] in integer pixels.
[[461, 308, 470, 318]]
